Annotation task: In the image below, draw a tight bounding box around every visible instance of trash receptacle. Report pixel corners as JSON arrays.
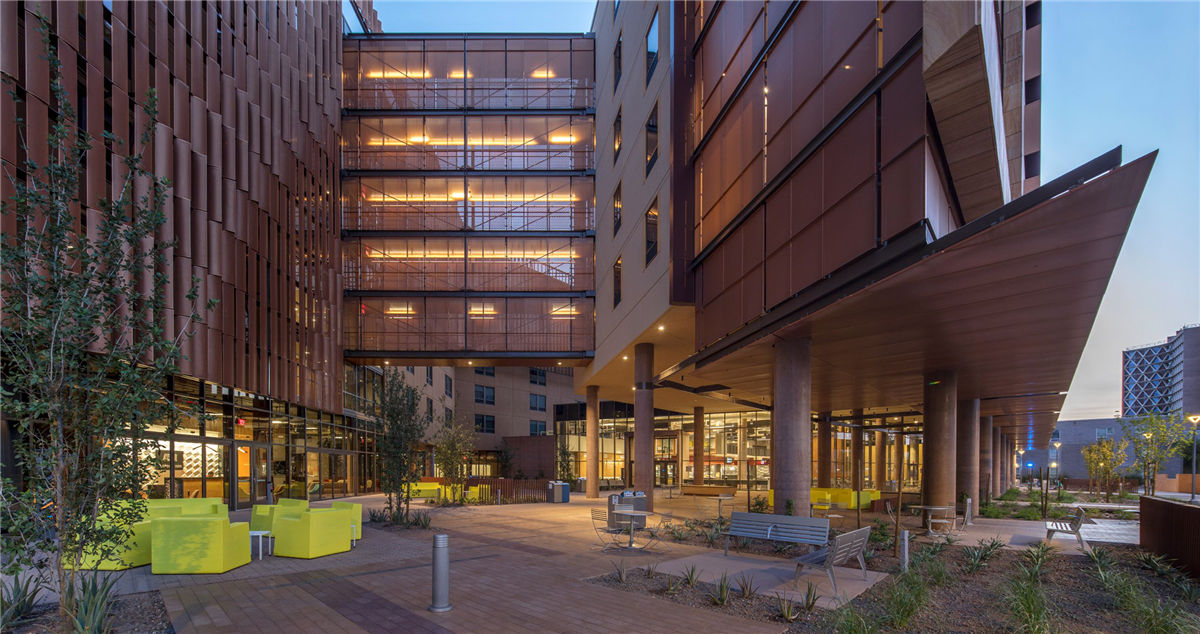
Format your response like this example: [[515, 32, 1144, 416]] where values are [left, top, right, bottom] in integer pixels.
[[548, 481, 569, 503]]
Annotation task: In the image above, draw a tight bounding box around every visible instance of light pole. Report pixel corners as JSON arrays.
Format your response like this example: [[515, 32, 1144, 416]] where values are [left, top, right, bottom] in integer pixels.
[[1017, 448, 1026, 484], [1188, 414, 1200, 503], [1052, 440, 1062, 484], [1143, 431, 1153, 495]]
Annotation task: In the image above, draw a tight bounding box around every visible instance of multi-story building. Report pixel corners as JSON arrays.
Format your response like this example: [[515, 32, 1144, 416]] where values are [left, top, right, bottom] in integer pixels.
[[1123, 325, 1200, 417], [454, 365, 580, 475], [1024, 418, 1182, 483], [3, 1, 1157, 518]]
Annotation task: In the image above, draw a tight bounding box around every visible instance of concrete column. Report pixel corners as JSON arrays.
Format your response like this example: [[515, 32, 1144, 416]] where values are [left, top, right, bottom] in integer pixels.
[[955, 398, 980, 511], [1001, 434, 1010, 489], [850, 411, 864, 491], [894, 433, 906, 490], [692, 406, 705, 485], [817, 413, 832, 488], [993, 427, 1003, 496], [585, 385, 600, 498], [922, 372, 958, 508], [771, 338, 812, 516], [874, 431, 887, 490], [634, 343, 654, 510], [979, 415, 993, 501]]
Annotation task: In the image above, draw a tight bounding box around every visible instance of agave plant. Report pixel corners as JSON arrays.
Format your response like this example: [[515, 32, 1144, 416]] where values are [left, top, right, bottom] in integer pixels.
[[63, 573, 119, 634], [1, 575, 46, 628], [708, 573, 731, 606], [684, 564, 701, 587], [611, 560, 628, 584], [775, 592, 802, 623], [734, 572, 758, 598]]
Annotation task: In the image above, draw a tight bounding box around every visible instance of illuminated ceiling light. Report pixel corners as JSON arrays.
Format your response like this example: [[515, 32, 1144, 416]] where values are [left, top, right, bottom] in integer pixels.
[[468, 302, 497, 319], [408, 135, 430, 143], [549, 135, 577, 144], [384, 360, 390, 365], [384, 303, 416, 318], [363, 193, 576, 204], [447, 70, 473, 78], [365, 69, 432, 79], [550, 303, 579, 320], [529, 68, 556, 78], [843, 64, 853, 70], [556, 361, 563, 366], [622, 355, 628, 361], [657, 324, 665, 331], [365, 249, 577, 261], [763, 86, 769, 94], [468, 360, 473, 365]]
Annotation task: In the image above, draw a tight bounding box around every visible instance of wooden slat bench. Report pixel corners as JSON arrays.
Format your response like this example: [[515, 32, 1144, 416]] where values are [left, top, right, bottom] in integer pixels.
[[1046, 506, 1089, 551], [723, 511, 830, 555]]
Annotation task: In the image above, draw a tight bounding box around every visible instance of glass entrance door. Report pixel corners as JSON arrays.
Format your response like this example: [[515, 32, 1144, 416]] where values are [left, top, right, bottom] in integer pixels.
[[235, 442, 270, 509]]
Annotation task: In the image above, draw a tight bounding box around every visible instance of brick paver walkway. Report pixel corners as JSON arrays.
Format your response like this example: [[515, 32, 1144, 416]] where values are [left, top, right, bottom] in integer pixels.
[[147, 496, 782, 633]]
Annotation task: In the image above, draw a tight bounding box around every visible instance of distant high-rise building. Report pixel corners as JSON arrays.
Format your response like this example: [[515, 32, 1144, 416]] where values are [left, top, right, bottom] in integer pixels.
[[1122, 325, 1200, 417]]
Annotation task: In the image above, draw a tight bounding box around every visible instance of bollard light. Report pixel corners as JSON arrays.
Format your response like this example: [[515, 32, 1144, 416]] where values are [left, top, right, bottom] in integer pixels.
[[429, 534, 452, 613]]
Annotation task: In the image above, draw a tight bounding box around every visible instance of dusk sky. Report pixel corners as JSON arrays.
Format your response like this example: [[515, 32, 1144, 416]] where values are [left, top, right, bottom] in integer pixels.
[[367, 1, 1200, 421]]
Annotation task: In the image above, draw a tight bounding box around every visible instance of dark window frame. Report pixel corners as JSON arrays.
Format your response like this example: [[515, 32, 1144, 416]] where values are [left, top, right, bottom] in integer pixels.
[[613, 183, 623, 235], [474, 384, 495, 405], [613, 256, 623, 307], [645, 9, 659, 83], [644, 197, 659, 265], [644, 101, 658, 174]]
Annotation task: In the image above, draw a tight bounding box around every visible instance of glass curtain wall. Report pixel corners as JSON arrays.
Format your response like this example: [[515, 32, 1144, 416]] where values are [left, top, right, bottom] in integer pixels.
[[142, 375, 381, 510]]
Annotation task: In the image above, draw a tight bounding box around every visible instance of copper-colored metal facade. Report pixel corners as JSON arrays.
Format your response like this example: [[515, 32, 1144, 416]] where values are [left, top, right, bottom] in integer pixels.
[[1, 1, 343, 411], [341, 35, 597, 365]]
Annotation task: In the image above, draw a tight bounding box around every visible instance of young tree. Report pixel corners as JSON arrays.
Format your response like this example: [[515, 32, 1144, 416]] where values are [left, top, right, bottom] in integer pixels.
[[1085, 438, 1128, 503], [433, 416, 475, 504], [556, 435, 575, 483], [0, 21, 209, 620], [1122, 413, 1189, 496], [376, 368, 429, 524]]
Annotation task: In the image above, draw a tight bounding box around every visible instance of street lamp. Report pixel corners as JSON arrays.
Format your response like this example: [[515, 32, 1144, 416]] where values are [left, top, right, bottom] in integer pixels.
[[1017, 448, 1026, 484], [1188, 414, 1200, 503]]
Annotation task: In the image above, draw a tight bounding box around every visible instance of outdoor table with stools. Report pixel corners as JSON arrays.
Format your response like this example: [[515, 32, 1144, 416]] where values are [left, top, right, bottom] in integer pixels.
[[911, 505, 955, 533], [612, 509, 656, 549]]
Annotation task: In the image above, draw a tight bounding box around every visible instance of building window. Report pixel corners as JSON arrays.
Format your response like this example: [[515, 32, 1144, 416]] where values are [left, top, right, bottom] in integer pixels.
[[1025, 76, 1041, 103], [613, 256, 622, 307], [425, 367, 433, 385], [530, 393, 547, 412], [445, 407, 453, 423], [645, 197, 659, 264], [475, 414, 495, 434], [406, 366, 414, 374], [645, 102, 658, 173], [474, 385, 495, 405], [1096, 427, 1113, 441], [444, 375, 453, 397], [645, 9, 659, 82], [613, 108, 622, 161], [613, 183, 622, 235], [530, 368, 547, 385], [613, 35, 622, 91], [474, 366, 495, 376], [530, 420, 547, 436], [1026, 1, 1041, 28], [613, 0, 620, 18], [426, 398, 433, 420], [1025, 151, 1041, 179]]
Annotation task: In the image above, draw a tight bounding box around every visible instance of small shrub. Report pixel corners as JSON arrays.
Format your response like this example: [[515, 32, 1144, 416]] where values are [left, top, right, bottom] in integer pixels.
[[1, 575, 45, 627], [998, 487, 1021, 501], [832, 605, 878, 634], [883, 572, 927, 628], [367, 508, 390, 523], [750, 495, 770, 513], [1135, 551, 1174, 577], [665, 576, 682, 595], [1014, 505, 1041, 521], [979, 536, 1006, 559], [63, 573, 119, 634], [980, 504, 1005, 519], [644, 563, 658, 579], [785, 499, 796, 515], [1055, 490, 1077, 503], [942, 534, 960, 546], [772, 542, 795, 555], [703, 526, 720, 546], [684, 564, 701, 587], [734, 572, 758, 598], [1046, 505, 1070, 519], [924, 557, 950, 586], [1005, 575, 1051, 634], [670, 525, 691, 542], [709, 572, 732, 606], [1168, 573, 1200, 603], [611, 560, 627, 584], [410, 510, 433, 529], [1115, 510, 1136, 521]]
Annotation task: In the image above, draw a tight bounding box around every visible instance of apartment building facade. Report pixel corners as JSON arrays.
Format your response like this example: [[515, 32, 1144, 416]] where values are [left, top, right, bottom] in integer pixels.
[[1123, 325, 1200, 418], [3, 1, 1156, 516]]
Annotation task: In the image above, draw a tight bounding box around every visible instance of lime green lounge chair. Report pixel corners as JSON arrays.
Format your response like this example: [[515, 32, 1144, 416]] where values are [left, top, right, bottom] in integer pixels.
[[330, 501, 363, 541], [150, 516, 251, 574], [273, 509, 352, 559], [250, 498, 309, 532], [147, 497, 227, 516]]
